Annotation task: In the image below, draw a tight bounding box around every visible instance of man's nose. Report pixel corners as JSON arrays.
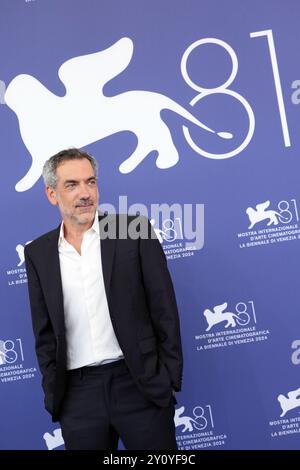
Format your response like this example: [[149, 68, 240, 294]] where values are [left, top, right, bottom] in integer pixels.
[[78, 183, 91, 199]]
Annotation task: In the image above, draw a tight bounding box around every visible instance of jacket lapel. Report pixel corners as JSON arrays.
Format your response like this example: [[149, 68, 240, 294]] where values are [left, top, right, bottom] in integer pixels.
[[46, 226, 65, 331], [99, 214, 116, 300]]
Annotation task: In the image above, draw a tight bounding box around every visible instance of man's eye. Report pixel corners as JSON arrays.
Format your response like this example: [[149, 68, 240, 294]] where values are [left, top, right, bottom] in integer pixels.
[[88, 180, 96, 185], [66, 183, 76, 188]]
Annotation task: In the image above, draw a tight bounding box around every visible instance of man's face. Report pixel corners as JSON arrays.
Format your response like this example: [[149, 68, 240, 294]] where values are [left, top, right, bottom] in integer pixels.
[[46, 158, 99, 227]]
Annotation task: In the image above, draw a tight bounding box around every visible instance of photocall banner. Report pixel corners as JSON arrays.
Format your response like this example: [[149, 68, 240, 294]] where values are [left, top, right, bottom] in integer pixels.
[[1, 0, 300, 450]]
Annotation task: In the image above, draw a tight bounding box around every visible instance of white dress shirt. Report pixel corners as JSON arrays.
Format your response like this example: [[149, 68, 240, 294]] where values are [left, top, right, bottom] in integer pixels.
[[58, 214, 123, 370]]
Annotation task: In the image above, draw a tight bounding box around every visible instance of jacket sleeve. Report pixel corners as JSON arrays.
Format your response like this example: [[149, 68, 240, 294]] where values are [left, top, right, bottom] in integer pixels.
[[139, 218, 183, 391], [24, 246, 56, 414]]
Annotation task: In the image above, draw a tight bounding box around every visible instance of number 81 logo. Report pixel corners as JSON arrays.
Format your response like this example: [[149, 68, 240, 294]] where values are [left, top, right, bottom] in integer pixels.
[[180, 30, 291, 158], [0, 339, 24, 364]]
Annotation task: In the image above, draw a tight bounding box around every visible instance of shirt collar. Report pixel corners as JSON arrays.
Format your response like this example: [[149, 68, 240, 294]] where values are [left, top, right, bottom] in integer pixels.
[[58, 212, 99, 246]]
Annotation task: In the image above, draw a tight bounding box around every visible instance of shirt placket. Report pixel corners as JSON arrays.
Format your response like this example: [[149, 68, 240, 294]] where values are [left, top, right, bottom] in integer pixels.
[[82, 232, 99, 361]]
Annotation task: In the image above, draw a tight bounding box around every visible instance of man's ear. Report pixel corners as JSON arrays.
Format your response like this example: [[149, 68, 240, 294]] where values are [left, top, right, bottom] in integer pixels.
[[45, 186, 58, 206]]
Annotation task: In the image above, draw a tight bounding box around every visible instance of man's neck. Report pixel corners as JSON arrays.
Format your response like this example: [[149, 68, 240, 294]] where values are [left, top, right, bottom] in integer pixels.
[[64, 222, 90, 239], [62, 215, 96, 247]]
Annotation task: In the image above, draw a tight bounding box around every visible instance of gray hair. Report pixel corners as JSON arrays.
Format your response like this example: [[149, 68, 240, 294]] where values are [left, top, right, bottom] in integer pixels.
[[42, 148, 98, 188]]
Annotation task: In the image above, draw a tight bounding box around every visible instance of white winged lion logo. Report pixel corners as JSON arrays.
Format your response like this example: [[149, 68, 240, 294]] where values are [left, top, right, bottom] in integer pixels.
[[5, 37, 231, 192]]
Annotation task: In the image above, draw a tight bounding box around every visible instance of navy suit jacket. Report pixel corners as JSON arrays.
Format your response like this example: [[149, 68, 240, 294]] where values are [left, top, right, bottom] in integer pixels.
[[25, 214, 183, 422]]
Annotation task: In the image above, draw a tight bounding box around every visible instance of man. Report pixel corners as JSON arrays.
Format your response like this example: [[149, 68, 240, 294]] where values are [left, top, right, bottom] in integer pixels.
[[24, 148, 183, 450]]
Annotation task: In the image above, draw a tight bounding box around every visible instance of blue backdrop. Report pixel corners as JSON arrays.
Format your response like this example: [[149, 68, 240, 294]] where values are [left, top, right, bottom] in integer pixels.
[[1, 0, 300, 450]]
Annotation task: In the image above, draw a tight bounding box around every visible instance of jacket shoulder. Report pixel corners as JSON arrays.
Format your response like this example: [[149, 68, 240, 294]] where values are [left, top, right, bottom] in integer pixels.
[[24, 226, 59, 256]]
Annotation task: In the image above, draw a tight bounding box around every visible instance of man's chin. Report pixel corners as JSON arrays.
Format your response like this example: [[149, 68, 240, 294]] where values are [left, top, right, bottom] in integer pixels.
[[74, 211, 96, 225]]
